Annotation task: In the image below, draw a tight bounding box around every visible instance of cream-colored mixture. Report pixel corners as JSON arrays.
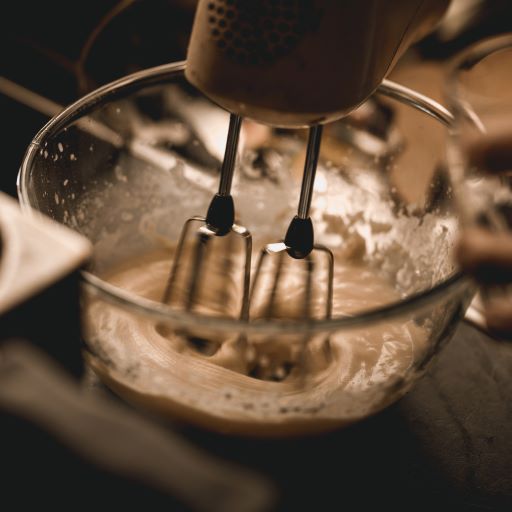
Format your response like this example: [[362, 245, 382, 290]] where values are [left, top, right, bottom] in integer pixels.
[[85, 243, 429, 436]]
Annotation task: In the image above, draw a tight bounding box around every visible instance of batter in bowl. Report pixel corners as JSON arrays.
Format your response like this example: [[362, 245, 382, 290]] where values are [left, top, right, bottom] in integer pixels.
[[84, 234, 429, 437]]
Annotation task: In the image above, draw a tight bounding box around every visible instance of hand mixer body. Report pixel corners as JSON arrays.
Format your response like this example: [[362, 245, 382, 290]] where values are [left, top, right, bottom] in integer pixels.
[[176, 0, 449, 320], [186, 0, 449, 128]]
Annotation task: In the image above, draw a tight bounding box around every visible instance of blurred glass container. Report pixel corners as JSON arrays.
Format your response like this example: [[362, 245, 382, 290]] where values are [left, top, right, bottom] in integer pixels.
[[18, 62, 474, 436], [446, 34, 512, 320]]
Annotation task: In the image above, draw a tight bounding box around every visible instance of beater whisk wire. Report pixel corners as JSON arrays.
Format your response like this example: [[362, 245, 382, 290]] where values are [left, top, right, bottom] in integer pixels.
[[162, 113, 252, 322]]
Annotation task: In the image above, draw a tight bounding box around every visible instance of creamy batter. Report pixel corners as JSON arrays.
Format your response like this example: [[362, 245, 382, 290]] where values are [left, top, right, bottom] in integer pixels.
[[84, 241, 429, 436]]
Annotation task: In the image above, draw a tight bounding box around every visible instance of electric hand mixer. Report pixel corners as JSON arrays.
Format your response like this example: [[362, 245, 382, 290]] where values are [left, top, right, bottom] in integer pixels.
[[165, 0, 449, 329]]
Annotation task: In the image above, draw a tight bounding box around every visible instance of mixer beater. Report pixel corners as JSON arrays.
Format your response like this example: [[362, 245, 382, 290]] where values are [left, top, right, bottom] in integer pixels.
[[247, 125, 335, 381], [250, 125, 334, 322], [162, 113, 252, 323]]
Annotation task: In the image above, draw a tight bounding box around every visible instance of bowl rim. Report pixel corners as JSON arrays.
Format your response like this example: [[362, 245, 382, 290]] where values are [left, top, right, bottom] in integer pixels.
[[446, 33, 512, 99], [17, 61, 469, 335]]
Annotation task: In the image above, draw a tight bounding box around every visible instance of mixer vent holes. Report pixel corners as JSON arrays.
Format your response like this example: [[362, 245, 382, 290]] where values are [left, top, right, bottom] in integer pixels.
[[206, 0, 322, 65]]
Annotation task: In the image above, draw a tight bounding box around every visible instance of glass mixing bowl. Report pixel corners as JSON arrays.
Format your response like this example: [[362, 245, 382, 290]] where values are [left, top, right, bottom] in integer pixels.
[[18, 62, 474, 436]]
